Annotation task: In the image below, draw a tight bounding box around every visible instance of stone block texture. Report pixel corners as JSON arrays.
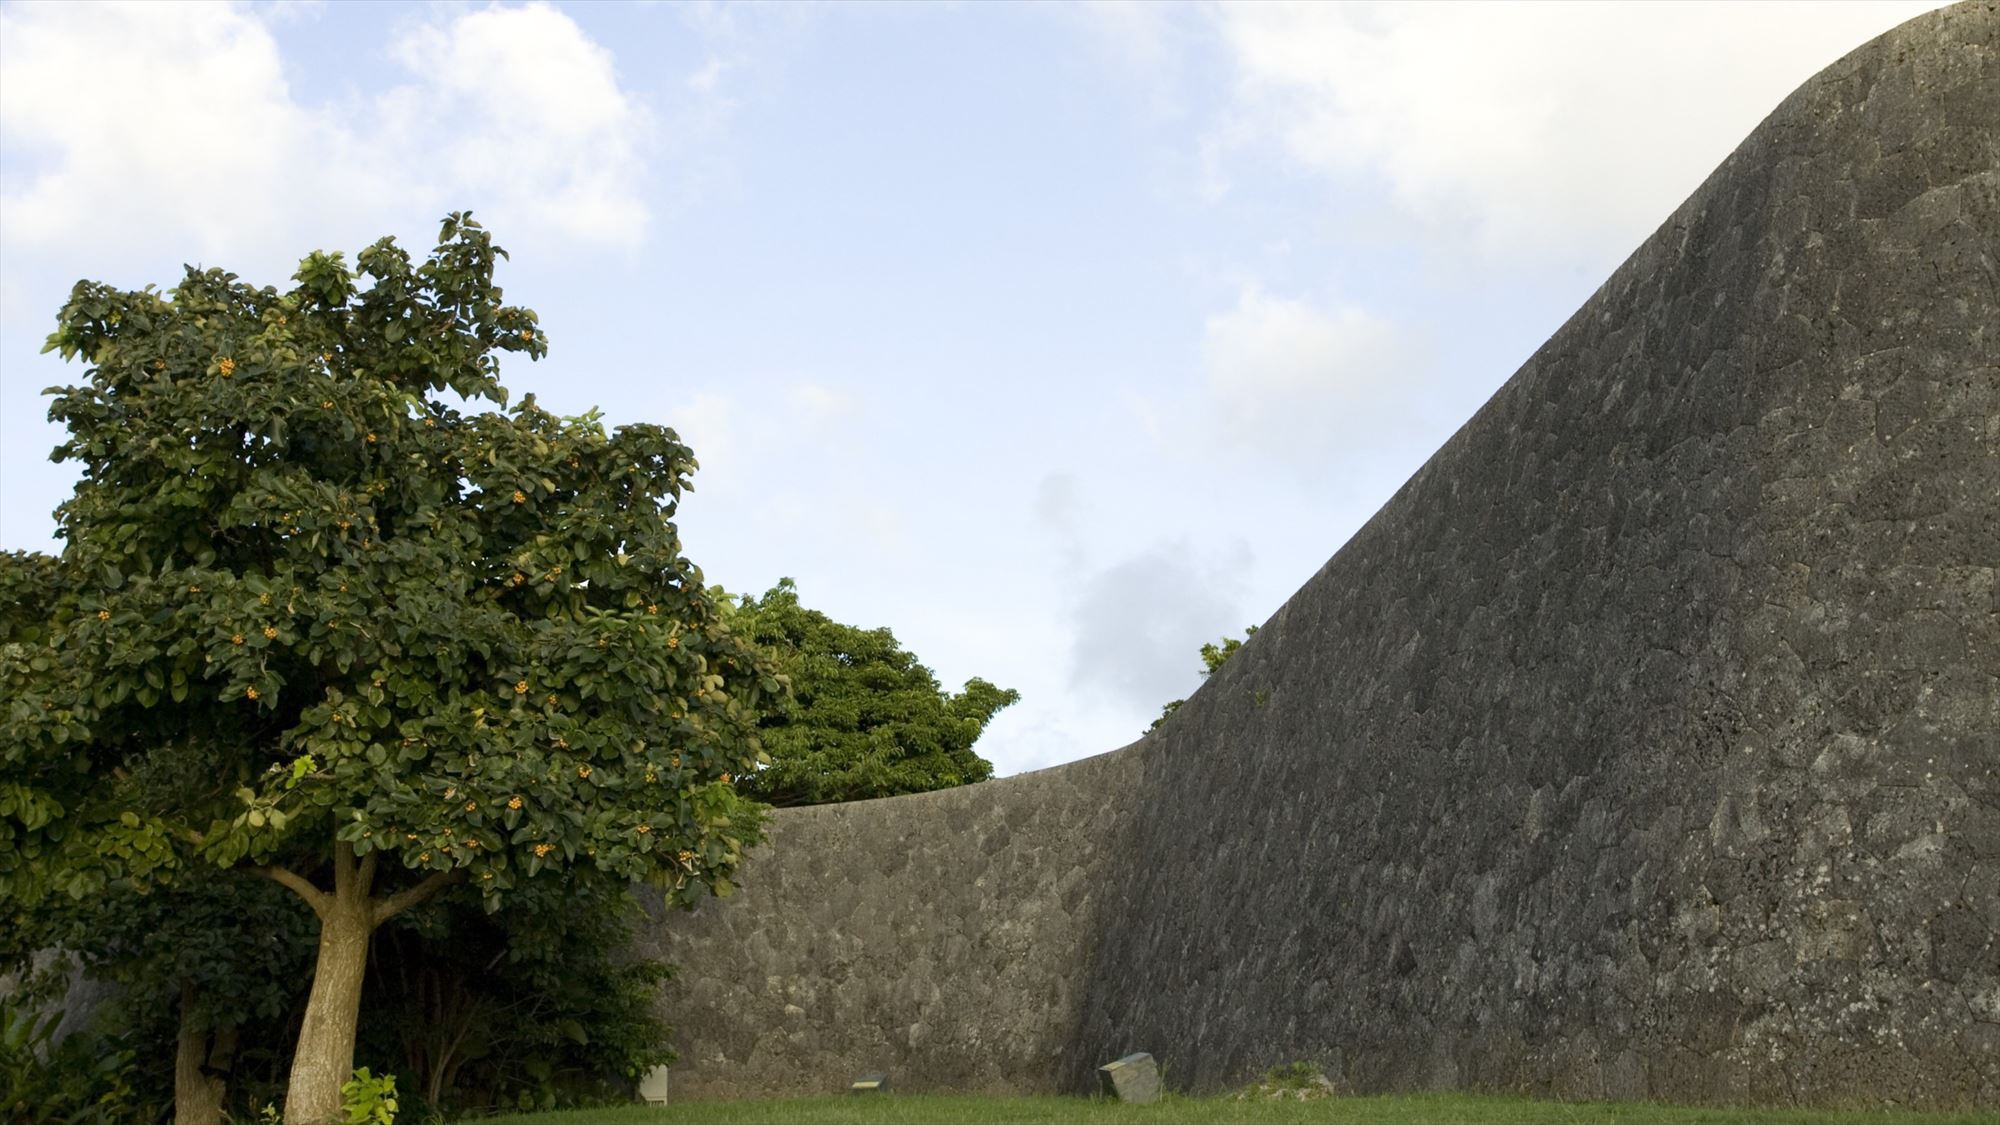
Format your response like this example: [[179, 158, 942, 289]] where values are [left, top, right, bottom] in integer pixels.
[[644, 5, 1998, 1107]]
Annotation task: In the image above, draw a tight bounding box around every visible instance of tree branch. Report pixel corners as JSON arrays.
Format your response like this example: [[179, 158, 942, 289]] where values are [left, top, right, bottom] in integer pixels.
[[373, 868, 466, 927], [253, 864, 330, 921]]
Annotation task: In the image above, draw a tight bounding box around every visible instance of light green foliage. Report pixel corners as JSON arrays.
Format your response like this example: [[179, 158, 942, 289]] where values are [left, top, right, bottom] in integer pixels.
[[340, 1068, 396, 1125], [727, 580, 1018, 807], [1149, 626, 1259, 733], [1232, 1061, 1337, 1102]]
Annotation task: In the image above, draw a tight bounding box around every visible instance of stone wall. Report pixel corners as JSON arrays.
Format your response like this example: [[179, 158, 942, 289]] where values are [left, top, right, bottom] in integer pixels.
[[643, 4, 1999, 1107]]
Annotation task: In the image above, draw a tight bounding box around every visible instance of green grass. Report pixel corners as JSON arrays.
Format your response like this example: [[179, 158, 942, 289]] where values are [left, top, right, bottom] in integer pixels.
[[472, 1093, 1992, 1125]]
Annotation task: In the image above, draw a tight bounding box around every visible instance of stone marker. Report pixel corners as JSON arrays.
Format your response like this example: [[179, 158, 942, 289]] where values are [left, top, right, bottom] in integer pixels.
[[637, 1066, 670, 1105], [1098, 1053, 1161, 1104], [849, 1072, 889, 1094]]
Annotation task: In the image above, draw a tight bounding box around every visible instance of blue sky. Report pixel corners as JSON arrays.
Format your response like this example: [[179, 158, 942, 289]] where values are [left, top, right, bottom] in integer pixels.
[[0, 0, 1945, 775]]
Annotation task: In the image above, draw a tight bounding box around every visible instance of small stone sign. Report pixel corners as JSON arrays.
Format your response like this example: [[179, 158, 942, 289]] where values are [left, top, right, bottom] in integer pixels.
[[637, 1065, 670, 1105], [1098, 1052, 1161, 1104], [849, 1072, 890, 1094]]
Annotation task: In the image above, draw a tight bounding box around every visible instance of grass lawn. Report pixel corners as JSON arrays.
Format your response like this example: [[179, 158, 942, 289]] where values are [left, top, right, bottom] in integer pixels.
[[473, 1093, 1992, 1125]]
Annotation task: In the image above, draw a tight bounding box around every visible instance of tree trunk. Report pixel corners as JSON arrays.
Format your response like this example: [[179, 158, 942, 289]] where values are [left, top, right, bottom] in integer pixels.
[[174, 982, 226, 1125], [264, 841, 460, 1125], [283, 847, 375, 1125]]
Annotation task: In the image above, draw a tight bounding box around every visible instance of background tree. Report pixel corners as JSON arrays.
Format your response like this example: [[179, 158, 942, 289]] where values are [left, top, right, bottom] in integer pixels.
[[1149, 625, 1259, 732], [6, 215, 779, 1123], [727, 579, 1017, 807], [357, 875, 671, 1117]]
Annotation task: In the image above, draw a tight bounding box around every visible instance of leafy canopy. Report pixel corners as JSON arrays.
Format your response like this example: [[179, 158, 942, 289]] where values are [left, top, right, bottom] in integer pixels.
[[0, 213, 777, 921], [728, 580, 1017, 807]]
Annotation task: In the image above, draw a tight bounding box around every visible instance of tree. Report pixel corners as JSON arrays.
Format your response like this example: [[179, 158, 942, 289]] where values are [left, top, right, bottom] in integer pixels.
[[2, 215, 778, 1123], [357, 875, 672, 1116], [1148, 625, 1259, 732], [727, 579, 1018, 807]]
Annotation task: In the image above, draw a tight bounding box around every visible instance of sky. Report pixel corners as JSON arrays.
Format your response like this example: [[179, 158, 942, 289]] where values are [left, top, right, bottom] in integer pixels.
[[0, 0, 1948, 777]]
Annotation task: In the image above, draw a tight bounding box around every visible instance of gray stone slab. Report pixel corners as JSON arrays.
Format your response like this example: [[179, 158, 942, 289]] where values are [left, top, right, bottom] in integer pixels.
[[1098, 1053, 1161, 1105]]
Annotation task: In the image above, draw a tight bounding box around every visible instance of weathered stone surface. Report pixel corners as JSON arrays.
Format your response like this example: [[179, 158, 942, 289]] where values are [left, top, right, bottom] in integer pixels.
[[646, 5, 1999, 1108]]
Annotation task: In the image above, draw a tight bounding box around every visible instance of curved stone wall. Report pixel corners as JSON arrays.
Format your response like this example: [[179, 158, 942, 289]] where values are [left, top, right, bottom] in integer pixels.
[[642, 5, 1999, 1107]]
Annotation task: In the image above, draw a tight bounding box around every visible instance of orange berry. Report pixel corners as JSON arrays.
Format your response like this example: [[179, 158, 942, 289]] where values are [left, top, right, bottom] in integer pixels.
[[508, 796, 523, 810], [218, 357, 235, 377], [232, 634, 244, 645], [464, 801, 477, 812], [514, 680, 528, 694], [97, 610, 110, 621], [245, 686, 259, 700], [512, 490, 526, 504], [636, 824, 651, 834], [577, 765, 592, 779], [263, 626, 278, 639]]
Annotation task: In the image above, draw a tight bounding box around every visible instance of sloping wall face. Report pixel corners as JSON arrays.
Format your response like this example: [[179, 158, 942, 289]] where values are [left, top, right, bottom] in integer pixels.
[[648, 5, 1998, 1108]]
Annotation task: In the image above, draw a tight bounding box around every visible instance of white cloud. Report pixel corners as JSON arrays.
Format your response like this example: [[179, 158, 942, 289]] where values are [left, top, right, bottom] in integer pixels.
[[384, 3, 651, 245], [0, 1, 365, 268], [1199, 286, 1416, 454], [1207, 1, 1950, 263], [783, 381, 857, 429], [1068, 539, 1254, 714], [0, 0, 650, 272]]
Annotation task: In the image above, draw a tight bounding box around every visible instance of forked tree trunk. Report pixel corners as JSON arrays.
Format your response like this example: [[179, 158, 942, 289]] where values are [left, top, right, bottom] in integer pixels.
[[284, 884, 374, 1112], [174, 982, 226, 1125], [262, 840, 460, 1125], [284, 887, 372, 1124]]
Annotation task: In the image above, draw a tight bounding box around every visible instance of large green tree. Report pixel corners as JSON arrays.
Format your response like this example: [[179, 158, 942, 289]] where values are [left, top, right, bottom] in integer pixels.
[[728, 579, 1017, 807], [0, 216, 777, 1123]]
